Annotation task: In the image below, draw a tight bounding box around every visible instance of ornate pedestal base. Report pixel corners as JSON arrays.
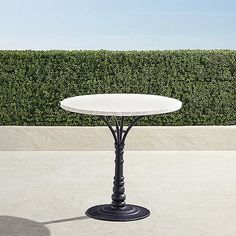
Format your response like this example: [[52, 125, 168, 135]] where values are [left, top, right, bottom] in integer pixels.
[[86, 204, 150, 221], [86, 116, 150, 222]]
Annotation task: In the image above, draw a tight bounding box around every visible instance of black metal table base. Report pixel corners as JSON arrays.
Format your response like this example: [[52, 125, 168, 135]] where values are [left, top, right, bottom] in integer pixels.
[[86, 116, 150, 222], [86, 204, 150, 221]]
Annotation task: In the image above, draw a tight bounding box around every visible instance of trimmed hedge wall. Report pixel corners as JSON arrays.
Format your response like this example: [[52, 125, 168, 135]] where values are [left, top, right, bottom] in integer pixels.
[[0, 50, 235, 126]]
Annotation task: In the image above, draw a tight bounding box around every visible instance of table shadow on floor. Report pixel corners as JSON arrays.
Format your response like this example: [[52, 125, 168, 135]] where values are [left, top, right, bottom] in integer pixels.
[[0, 215, 90, 236]]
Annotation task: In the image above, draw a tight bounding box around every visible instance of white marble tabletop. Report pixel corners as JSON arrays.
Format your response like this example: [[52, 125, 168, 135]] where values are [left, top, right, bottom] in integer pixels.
[[60, 94, 182, 116]]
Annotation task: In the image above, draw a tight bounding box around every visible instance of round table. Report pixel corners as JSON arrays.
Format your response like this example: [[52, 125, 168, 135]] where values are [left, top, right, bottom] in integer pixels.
[[60, 94, 182, 222]]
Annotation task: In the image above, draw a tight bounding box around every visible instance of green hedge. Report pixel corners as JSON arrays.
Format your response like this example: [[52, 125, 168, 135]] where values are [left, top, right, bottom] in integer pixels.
[[0, 50, 235, 126]]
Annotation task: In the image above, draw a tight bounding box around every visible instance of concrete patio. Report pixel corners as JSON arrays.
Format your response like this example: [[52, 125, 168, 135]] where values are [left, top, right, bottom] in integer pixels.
[[0, 151, 236, 236]]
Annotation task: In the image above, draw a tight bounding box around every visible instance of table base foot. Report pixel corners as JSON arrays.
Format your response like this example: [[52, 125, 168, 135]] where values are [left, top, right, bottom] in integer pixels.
[[85, 204, 150, 221]]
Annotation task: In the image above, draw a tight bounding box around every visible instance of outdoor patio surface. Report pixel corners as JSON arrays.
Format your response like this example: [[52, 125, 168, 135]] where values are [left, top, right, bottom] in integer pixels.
[[0, 151, 236, 236]]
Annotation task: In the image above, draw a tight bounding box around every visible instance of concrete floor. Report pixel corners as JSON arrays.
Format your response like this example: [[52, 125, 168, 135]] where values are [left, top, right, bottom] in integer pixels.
[[0, 151, 236, 236]]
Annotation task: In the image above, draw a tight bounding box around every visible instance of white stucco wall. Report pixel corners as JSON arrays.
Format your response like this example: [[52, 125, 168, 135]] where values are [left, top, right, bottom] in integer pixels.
[[1, 126, 235, 151]]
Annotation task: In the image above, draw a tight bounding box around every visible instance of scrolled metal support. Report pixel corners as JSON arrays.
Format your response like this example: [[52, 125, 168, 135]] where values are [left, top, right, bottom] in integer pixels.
[[121, 116, 143, 144], [99, 116, 118, 144]]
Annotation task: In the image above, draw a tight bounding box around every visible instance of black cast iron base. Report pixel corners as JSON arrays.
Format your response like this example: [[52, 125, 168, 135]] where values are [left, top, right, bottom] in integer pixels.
[[86, 204, 150, 221], [86, 116, 150, 222]]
